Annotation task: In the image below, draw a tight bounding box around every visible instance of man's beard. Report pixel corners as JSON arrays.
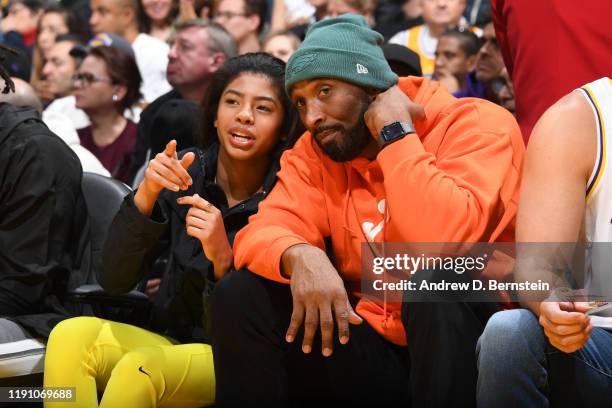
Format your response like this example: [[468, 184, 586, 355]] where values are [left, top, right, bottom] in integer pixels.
[[312, 97, 372, 162]]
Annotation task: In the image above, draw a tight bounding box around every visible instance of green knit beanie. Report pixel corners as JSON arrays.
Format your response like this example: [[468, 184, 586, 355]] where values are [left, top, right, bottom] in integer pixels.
[[285, 13, 398, 95]]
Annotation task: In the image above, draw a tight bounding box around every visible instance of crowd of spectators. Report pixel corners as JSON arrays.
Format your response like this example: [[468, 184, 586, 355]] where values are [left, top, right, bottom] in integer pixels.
[[1, 0, 612, 406], [1, 0, 517, 184]]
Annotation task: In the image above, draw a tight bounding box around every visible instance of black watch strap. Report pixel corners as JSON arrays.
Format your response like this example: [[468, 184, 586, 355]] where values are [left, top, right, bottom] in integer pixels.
[[378, 121, 415, 148]]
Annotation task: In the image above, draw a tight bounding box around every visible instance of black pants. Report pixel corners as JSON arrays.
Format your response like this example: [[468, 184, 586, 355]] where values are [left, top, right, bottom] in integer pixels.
[[211, 268, 499, 408]]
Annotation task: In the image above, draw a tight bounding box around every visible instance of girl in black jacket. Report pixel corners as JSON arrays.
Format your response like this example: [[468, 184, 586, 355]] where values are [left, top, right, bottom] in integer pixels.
[[43, 53, 300, 408]]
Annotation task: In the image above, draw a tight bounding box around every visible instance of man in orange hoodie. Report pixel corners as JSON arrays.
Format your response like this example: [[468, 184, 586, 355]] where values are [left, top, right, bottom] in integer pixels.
[[211, 13, 524, 407]]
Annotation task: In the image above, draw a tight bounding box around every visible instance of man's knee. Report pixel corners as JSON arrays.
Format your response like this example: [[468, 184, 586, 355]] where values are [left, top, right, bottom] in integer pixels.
[[477, 309, 541, 360], [211, 268, 259, 321]]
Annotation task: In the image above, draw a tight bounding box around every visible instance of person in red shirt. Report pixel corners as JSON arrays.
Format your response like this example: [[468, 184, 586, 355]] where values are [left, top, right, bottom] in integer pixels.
[[491, 0, 612, 143]]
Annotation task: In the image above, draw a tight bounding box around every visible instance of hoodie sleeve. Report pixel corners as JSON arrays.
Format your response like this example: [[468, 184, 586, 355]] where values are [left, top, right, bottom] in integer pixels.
[[233, 136, 331, 283], [377, 100, 523, 243]]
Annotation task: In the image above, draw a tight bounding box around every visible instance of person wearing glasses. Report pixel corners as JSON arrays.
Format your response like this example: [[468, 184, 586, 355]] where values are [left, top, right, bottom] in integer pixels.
[[73, 43, 142, 183], [213, 0, 267, 55]]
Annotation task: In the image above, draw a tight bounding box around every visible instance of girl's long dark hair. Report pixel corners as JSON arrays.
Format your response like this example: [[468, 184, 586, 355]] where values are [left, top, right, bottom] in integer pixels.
[[200, 52, 302, 154]]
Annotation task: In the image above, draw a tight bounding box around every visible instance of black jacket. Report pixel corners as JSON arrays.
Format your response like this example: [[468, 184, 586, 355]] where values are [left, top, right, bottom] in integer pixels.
[[0, 103, 90, 337], [100, 144, 280, 343]]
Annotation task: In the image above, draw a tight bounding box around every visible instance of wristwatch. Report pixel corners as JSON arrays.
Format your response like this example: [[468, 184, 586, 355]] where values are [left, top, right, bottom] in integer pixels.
[[379, 121, 416, 149]]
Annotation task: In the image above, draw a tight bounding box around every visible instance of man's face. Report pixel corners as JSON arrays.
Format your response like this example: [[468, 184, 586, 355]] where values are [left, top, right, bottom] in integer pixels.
[[167, 27, 216, 88], [421, 0, 466, 28], [214, 0, 258, 43], [89, 0, 131, 35], [291, 79, 372, 162], [434, 36, 475, 82], [475, 23, 505, 83], [41, 41, 78, 97]]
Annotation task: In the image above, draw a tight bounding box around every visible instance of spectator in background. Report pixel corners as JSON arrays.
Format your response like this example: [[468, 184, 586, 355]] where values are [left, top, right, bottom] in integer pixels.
[[474, 21, 505, 102], [127, 19, 236, 186], [491, 0, 612, 143], [41, 34, 82, 102], [262, 29, 300, 63], [73, 43, 142, 183], [138, 0, 178, 41], [374, 0, 423, 41], [90, 0, 172, 102], [326, 0, 375, 26], [1, 0, 43, 50], [31, 5, 87, 103], [434, 28, 479, 95], [214, 0, 267, 55], [389, 0, 467, 78], [37, 34, 81, 114]]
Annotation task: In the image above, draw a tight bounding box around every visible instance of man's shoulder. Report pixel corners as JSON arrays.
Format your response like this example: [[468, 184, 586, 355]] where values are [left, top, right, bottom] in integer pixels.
[[1, 115, 79, 171]]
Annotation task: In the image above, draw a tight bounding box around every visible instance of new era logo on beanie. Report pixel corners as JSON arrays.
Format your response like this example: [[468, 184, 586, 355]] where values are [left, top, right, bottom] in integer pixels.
[[356, 64, 369, 74], [285, 13, 398, 94]]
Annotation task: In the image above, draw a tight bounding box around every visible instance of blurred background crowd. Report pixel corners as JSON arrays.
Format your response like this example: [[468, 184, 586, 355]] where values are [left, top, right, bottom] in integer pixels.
[[0, 0, 516, 187]]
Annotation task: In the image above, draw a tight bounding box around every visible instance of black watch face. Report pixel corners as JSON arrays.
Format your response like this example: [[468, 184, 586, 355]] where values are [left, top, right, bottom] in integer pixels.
[[382, 122, 405, 142]]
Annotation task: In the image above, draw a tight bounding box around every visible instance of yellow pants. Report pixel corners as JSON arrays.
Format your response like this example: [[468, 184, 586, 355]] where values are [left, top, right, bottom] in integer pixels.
[[43, 317, 215, 408]]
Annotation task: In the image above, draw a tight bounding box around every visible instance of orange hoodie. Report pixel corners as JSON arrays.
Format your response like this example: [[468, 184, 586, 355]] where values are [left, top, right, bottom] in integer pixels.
[[234, 77, 525, 346]]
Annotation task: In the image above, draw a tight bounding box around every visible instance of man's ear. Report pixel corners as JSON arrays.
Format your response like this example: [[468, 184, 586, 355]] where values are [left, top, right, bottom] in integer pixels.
[[367, 87, 380, 102], [209, 53, 226, 73], [121, 2, 136, 23]]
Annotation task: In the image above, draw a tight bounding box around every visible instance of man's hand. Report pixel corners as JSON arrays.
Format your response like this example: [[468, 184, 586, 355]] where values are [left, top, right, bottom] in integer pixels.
[[538, 301, 593, 353], [282, 245, 362, 357], [134, 140, 195, 216], [364, 85, 425, 142], [177, 194, 233, 279]]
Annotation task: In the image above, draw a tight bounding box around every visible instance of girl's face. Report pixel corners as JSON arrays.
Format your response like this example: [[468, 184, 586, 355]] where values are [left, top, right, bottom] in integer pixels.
[[142, 0, 173, 23], [38, 12, 69, 57], [215, 73, 285, 162]]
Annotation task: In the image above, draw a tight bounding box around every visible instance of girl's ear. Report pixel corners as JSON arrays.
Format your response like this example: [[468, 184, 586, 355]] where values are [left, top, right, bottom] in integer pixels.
[[214, 119, 218, 128]]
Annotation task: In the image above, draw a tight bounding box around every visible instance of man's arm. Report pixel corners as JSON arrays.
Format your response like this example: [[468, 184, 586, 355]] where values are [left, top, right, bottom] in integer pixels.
[[516, 90, 596, 352], [234, 137, 361, 356], [233, 136, 331, 282], [366, 86, 524, 243]]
